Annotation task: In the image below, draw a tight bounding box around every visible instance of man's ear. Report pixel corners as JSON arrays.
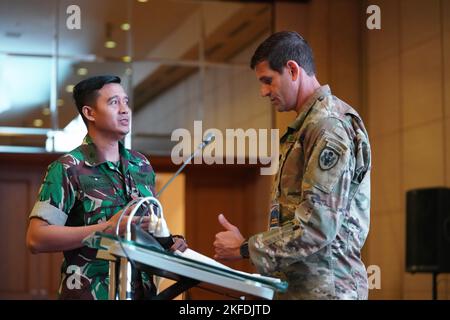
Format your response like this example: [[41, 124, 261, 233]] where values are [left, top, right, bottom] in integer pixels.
[[82, 105, 95, 122], [286, 60, 300, 81]]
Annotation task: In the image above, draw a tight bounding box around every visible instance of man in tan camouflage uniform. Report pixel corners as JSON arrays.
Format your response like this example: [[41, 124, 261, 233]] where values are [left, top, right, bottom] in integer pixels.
[[26, 75, 186, 299], [214, 31, 371, 300]]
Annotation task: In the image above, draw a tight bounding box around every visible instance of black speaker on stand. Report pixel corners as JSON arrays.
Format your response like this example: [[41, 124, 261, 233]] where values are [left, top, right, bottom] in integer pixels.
[[406, 187, 450, 300]]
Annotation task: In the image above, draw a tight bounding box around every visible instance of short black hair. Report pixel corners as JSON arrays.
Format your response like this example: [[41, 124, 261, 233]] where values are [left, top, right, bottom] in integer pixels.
[[250, 31, 316, 76], [73, 75, 121, 124]]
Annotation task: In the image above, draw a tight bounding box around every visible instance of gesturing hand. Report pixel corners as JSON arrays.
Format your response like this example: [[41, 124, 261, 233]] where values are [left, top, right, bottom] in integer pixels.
[[103, 205, 150, 235], [170, 236, 188, 253], [213, 214, 245, 261]]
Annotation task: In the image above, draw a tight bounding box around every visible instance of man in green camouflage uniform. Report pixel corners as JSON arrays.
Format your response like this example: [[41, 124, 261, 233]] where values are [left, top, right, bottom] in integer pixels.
[[214, 32, 371, 300], [26, 75, 186, 299]]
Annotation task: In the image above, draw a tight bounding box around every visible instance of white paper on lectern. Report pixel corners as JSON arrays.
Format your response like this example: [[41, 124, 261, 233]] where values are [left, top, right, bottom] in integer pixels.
[[174, 249, 233, 270], [174, 248, 282, 284]]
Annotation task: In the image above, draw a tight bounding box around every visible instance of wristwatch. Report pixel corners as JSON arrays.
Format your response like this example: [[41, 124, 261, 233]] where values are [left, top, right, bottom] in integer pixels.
[[239, 240, 250, 259]]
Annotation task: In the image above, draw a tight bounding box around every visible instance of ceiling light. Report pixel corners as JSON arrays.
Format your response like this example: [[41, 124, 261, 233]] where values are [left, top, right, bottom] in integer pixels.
[[42, 107, 51, 116], [57, 99, 64, 107], [77, 67, 88, 76], [66, 85, 74, 93], [33, 119, 43, 127], [137, 0, 148, 3], [105, 40, 117, 49], [122, 56, 132, 63], [121, 23, 131, 31]]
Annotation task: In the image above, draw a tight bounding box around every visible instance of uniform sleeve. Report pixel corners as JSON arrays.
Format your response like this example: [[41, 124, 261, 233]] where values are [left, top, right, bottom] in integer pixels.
[[29, 161, 76, 226], [146, 161, 156, 196], [248, 119, 353, 274], [138, 153, 157, 196]]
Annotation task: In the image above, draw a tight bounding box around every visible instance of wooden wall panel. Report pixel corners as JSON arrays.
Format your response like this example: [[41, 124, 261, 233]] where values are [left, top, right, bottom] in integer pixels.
[[0, 180, 29, 298], [0, 154, 63, 299], [185, 165, 270, 299]]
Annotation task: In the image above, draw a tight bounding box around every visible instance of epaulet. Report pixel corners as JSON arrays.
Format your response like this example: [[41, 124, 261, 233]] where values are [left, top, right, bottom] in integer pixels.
[[128, 149, 150, 164]]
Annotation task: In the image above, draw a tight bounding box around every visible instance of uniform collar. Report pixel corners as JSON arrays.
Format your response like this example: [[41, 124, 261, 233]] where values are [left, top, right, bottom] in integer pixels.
[[288, 85, 331, 132], [279, 85, 331, 143], [81, 134, 135, 168]]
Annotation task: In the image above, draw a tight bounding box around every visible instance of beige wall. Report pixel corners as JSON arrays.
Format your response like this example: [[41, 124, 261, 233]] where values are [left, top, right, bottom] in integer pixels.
[[274, 0, 364, 133], [365, 0, 450, 299], [155, 172, 185, 236]]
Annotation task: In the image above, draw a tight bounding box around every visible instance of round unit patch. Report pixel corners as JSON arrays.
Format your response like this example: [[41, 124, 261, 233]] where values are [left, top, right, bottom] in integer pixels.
[[319, 147, 340, 170]]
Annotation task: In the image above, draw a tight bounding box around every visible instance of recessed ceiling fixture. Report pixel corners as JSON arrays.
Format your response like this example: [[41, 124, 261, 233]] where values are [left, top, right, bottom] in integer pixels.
[[105, 40, 116, 49], [77, 67, 88, 76], [65, 85, 74, 93], [42, 107, 51, 116], [33, 119, 43, 127]]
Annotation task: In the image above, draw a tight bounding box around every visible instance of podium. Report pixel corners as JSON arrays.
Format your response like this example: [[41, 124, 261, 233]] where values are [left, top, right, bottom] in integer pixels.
[[84, 232, 288, 300]]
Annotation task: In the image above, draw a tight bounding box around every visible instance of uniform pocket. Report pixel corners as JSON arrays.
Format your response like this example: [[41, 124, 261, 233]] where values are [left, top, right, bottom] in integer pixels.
[[79, 174, 111, 190], [130, 171, 155, 197], [280, 140, 304, 200], [130, 171, 154, 186], [78, 174, 116, 216]]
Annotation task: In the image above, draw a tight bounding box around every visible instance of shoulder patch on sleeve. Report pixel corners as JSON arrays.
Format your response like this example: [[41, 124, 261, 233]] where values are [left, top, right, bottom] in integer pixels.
[[319, 147, 340, 170], [304, 131, 350, 194]]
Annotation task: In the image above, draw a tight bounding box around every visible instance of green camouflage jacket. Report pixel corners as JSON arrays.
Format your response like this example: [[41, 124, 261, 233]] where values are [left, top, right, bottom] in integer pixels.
[[249, 85, 371, 300], [29, 135, 156, 299]]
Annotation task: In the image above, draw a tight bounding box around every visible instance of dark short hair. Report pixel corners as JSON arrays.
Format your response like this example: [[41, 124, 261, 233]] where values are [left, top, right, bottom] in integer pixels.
[[250, 31, 316, 76], [73, 75, 121, 124]]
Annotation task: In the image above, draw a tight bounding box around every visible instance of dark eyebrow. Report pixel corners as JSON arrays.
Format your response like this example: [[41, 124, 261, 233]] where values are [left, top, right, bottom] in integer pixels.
[[107, 95, 129, 103], [259, 76, 272, 83], [107, 95, 119, 103]]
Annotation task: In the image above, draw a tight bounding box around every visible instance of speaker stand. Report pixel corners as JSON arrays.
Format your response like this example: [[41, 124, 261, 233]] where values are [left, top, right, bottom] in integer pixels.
[[432, 272, 438, 300]]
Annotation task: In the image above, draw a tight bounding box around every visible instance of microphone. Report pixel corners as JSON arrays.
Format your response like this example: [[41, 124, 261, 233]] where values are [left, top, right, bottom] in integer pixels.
[[156, 132, 215, 197], [144, 133, 215, 247], [199, 132, 215, 149]]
